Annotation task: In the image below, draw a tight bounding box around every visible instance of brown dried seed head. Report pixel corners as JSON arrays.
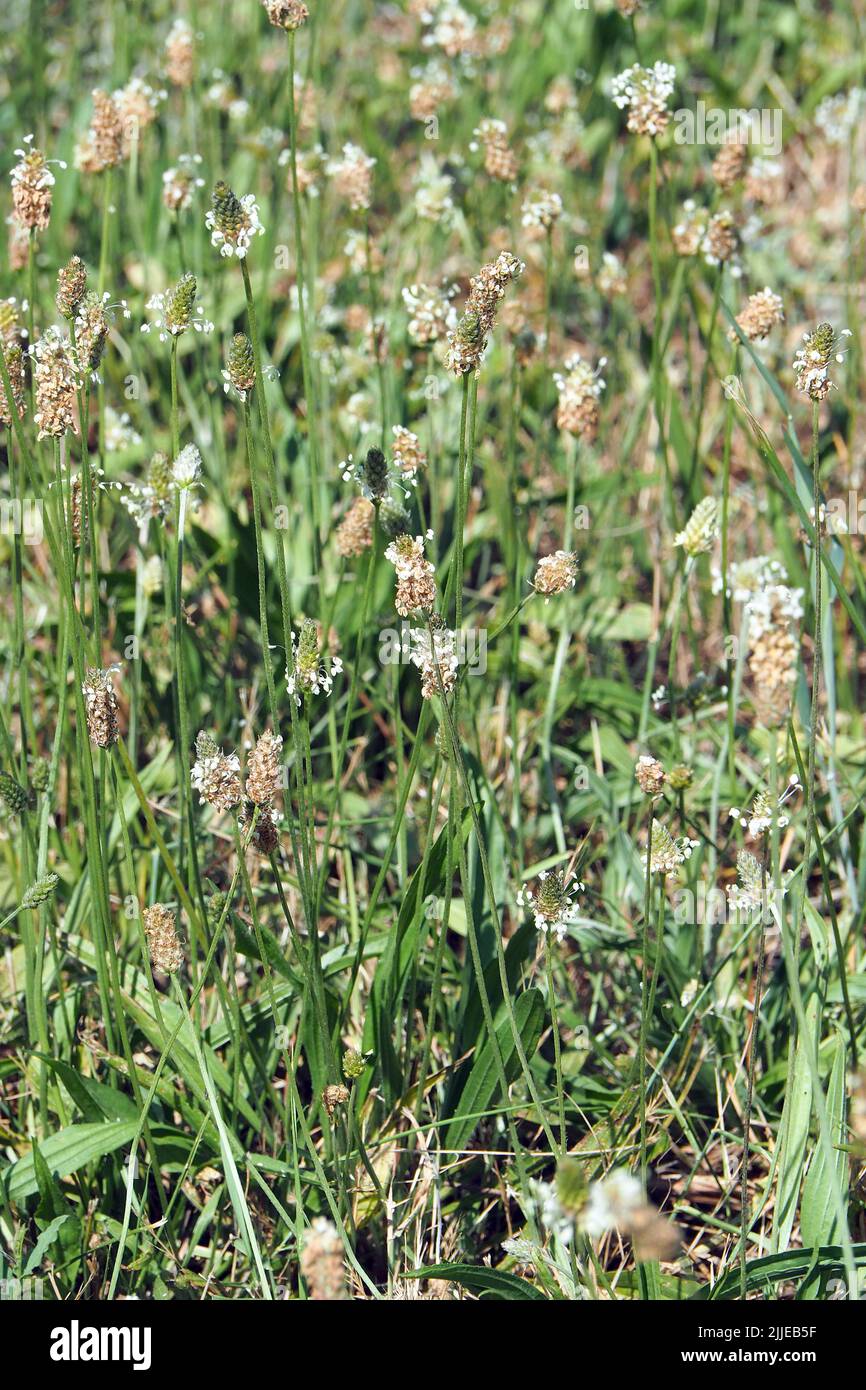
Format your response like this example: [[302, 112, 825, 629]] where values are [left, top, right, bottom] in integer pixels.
[[11, 145, 55, 231], [191, 731, 242, 811], [82, 667, 119, 748], [711, 140, 748, 190], [88, 90, 124, 171], [143, 903, 184, 974], [0, 345, 26, 425], [56, 256, 88, 319], [334, 496, 374, 558], [391, 425, 426, 477], [246, 730, 284, 806], [240, 802, 280, 855], [261, 0, 309, 28], [532, 550, 578, 598], [322, 1083, 350, 1118], [732, 287, 784, 343], [300, 1219, 348, 1300], [165, 19, 195, 88], [703, 209, 739, 264], [74, 292, 110, 373], [635, 755, 665, 798], [32, 329, 80, 440]]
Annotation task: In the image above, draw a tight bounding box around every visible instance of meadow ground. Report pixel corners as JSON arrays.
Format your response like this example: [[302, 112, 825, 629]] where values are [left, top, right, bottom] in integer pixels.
[[1, 0, 865, 1307]]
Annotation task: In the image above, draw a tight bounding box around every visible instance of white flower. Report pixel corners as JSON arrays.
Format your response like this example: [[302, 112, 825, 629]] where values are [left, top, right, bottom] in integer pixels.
[[610, 62, 676, 136], [172, 444, 202, 490], [285, 621, 343, 706], [141, 290, 214, 341], [521, 190, 563, 231], [727, 776, 800, 839], [527, 1180, 574, 1245], [517, 868, 584, 941], [580, 1169, 644, 1238], [205, 192, 265, 259]]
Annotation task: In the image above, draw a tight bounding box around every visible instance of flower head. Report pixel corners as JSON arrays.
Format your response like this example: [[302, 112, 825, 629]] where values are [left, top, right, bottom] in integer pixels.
[[11, 136, 63, 230], [162, 154, 205, 212], [402, 281, 458, 346], [732, 287, 784, 343], [261, 0, 309, 29], [701, 209, 740, 270], [726, 848, 772, 917], [334, 496, 375, 557], [391, 425, 426, 484], [672, 199, 707, 257], [143, 904, 184, 974], [191, 731, 242, 811], [385, 532, 437, 616], [610, 62, 676, 137], [240, 801, 280, 855], [56, 256, 88, 319], [446, 251, 525, 377], [580, 1169, 644, 1237], [142, 273, 213, 340], [747, 583, 801, 726], [286, 619, 343, 705], [517, 868, 583, 941], [649, 821, 699, 877], [793, 322, 852, 400], [674, 497, 718, 558], [74, 292, 114, 378], [635, 754, 665, 799], [728, 776, 800, 839], [206, 181, 265, 258], [0, 343, 26, 425], [409, 618, 459, 699], [246, 730, 284, 806], [222, 333, 256, 400], [20, 873, 60, 911], [554, 352, 606, 439], [31, 329, 80, 439], [711, 139, 748, 190], [327, 143, 376, 212], [342, 445, 406, 504], [122, 452, 174, 526], [413, 154, 454, 224], [0, 771, 31, 815], [532, 550, 578, 601], [81, 667, 120, 748], [165, 19, 195, 88], [114, 79, 164, 156], [521, 189, 562, 232], [473, 118, 518, 183], [172, 444, 203, 491], [87, 90, 125, 171]]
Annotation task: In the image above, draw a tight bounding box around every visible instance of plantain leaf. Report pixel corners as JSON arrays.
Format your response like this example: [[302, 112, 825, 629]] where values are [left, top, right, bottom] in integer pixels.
[[403, 1261, 548, 1300], [800, 1031, 848, 1251], [5, 1122, 139, 1204]]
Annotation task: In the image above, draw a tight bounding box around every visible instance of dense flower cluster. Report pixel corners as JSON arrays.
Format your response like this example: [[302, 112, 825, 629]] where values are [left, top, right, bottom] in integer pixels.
[[446, 250, 524, 376]]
